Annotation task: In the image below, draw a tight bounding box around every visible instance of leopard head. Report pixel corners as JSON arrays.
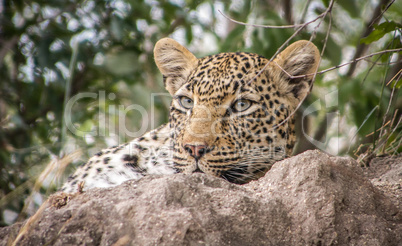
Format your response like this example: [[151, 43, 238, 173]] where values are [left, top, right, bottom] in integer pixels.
[[154, 38, 320, 184]]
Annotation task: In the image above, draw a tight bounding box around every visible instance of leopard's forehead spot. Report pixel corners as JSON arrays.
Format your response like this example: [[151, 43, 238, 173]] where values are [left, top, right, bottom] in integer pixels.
[[186, 52, 269, 103]]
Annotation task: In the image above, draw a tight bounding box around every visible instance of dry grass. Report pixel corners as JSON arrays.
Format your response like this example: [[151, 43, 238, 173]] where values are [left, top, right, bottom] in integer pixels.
[[5, 150, 82, 246]]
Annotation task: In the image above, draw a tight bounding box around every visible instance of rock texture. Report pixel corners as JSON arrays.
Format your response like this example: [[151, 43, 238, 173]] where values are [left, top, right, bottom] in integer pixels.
[[363, 154, 402, 213], [2, 150, 401, 245]]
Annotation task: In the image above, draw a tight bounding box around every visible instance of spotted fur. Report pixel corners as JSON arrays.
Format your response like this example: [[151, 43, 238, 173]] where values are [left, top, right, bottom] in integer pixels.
[[61, 38, 320, 192]]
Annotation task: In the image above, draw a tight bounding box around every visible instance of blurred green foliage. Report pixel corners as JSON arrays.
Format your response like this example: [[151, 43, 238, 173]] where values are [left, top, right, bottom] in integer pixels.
[[0, 0, 401, 226]]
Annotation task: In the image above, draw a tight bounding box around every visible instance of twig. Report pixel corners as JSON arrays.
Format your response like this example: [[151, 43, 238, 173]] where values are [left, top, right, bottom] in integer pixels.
[[242, 0, 335, 131], [272, 0, 334, 131], [289, 48, 402, 79], [297, 0, 312, 25], [364, 60, 402, 66], [378, 72, 398, 148], [375, 115, 401, 155], [368, 0, 395, 29], [219, 7, 328, 29], [365, 120, 391, 137], [386, 68, 402, 86], [246, 0, 335, 86], [360, 38, 394, 85], [293, 9, 334, 154], [272, 60, 293, 78]]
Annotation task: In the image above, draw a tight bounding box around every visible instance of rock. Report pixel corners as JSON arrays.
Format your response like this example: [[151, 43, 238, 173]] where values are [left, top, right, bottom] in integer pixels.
[[363, 154, 402, 216], [2, 150, 401, 245]]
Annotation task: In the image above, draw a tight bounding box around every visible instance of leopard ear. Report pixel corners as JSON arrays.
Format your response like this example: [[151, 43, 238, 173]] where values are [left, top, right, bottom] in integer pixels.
[[154, 38, 198, 95], [269, 40, 320, 104]]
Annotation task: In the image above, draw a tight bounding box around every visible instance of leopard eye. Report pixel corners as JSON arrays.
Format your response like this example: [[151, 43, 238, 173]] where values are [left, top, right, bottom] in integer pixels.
[[232, 99, 251, 112], [178, 96, 194, 109]]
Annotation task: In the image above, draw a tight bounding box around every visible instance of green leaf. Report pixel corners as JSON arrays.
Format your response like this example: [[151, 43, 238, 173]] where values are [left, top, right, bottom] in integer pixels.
[[360, 21, 401, 44]]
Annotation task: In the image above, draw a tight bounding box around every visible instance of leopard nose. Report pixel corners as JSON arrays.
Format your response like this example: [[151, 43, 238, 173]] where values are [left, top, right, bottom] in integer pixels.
[[184, 144, 207, 160]]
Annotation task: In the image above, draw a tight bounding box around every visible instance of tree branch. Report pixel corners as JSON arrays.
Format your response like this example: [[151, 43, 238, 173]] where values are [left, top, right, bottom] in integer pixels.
[[283, 0, 293, 24], [346, 0, 394, 77]]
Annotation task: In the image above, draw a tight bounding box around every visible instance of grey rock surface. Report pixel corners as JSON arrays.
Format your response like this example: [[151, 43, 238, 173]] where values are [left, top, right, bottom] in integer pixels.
[[2, 150, 401, 245]]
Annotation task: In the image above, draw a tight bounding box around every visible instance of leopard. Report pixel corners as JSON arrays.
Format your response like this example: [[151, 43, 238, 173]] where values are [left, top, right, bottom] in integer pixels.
[[61, 38, 320, 193]]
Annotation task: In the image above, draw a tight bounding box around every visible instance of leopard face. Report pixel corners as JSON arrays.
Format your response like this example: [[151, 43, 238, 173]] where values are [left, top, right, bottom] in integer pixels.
[[154, 38, 320, 184], [61, 38, 320, 193]]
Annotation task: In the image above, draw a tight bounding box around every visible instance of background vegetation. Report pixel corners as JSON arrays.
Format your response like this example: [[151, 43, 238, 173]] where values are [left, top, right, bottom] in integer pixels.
[[0, 0, 400, 226]]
